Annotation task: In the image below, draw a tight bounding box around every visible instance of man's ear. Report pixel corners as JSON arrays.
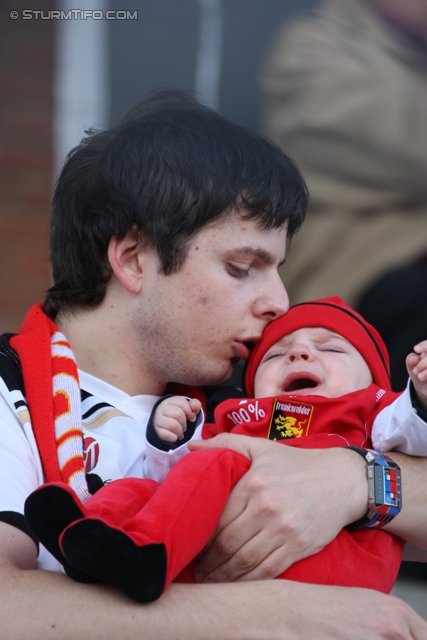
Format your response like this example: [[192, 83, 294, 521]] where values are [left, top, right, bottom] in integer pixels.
[[107, 227, 146, 294]]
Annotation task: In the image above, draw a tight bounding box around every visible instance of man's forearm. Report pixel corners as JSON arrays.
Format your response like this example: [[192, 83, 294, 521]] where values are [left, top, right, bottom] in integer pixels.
[[343, 448, 427, 551], [2, 566, 427, 640], [384, 453, 427, 550], [1, 509, 426, 640], [0, 566, 266, 640]]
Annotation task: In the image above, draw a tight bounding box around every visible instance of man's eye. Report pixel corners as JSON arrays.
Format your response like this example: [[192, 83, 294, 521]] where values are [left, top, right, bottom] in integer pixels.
[[227, 264, 250, 277]]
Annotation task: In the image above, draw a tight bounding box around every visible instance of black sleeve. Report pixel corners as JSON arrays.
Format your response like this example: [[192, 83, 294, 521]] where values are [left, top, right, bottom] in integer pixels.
[[409, 381, 427, 423], [0, 511, 39, 550], [146, 395, 201, 451]]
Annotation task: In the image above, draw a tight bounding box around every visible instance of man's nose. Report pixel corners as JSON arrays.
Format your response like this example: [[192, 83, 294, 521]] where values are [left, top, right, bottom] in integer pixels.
[[253, 275, 289, 321]]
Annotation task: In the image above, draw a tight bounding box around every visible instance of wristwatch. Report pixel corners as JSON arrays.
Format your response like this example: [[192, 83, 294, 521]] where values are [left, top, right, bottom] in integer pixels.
[[347, 447, 402, 529]]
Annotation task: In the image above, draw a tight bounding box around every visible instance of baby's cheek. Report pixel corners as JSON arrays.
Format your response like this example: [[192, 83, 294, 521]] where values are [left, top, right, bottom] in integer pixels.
[[254, 368, 275, 397]]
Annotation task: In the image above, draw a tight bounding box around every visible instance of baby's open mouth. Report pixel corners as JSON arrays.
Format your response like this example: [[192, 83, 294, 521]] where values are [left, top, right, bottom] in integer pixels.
[[283, 378, 318, 392]]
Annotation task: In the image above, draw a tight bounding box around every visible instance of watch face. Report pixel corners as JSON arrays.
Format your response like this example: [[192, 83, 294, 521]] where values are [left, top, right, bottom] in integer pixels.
[[347, 448, 402, 529], [373, 465, 401, 514]]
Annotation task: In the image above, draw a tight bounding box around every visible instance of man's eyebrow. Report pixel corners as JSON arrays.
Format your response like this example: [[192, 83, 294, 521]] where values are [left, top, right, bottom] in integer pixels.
[[229, 246, 284, 265]]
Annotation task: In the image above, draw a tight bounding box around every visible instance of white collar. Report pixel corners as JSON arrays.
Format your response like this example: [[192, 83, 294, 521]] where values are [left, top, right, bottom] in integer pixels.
[[78, 370, 161, 422]]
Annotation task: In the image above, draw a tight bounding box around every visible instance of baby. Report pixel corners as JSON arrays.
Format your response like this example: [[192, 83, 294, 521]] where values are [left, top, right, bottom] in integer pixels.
[[25, 297, 427, 603]]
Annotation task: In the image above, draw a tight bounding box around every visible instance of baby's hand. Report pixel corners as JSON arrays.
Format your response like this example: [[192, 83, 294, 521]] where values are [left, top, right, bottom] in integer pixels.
[[153, 396, 202, 443], [406, 340, 427, 412]]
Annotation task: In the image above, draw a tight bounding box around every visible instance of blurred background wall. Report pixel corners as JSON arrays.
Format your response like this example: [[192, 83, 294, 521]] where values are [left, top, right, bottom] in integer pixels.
[[0, 0, 54, 331]]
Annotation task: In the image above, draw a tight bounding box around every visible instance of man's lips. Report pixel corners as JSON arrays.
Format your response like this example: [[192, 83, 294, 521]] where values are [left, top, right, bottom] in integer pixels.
[[233, 340, 257, 361], [280, 371, 321, 394]]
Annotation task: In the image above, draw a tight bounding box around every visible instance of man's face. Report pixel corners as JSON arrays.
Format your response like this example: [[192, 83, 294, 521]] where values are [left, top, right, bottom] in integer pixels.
[[132, 214, 289, 388], [254, 327, 373, 399]]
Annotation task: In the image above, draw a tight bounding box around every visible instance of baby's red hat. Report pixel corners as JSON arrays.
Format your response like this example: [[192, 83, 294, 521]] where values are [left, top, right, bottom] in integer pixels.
[[245, 296, 391, 396]]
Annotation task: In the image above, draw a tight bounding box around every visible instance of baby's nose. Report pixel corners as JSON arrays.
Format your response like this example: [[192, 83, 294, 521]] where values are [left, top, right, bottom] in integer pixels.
[[288, 344, 312, 362]]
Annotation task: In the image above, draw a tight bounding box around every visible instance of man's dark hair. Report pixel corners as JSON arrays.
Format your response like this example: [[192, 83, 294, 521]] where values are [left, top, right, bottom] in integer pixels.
[[44, 90, 308, 318]]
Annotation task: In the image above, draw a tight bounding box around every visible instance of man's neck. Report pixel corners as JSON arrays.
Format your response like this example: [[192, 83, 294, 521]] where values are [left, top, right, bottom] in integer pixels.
[[55, 303, 167, 398]]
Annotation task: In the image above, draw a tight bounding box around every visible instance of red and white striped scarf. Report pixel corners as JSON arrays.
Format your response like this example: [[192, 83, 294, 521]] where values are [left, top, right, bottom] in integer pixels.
[[9, 305, 207, 503], [10, 305, 90, 503]]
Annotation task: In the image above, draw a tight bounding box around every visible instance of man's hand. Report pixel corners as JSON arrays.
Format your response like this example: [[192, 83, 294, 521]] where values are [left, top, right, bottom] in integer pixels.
[[260, 581, 427, 640], [170, 579, 427, 640], [153, 397, 202, 442], [407, 340, 427, 412], [189, 434, 368, 583]]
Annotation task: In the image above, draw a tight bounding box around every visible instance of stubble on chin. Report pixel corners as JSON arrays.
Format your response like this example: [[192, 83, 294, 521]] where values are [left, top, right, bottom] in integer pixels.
[[131, 304, 232, 387]]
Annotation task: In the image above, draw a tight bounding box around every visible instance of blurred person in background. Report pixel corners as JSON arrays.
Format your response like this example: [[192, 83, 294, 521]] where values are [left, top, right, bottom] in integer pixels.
[[262, 0, 427, 391]]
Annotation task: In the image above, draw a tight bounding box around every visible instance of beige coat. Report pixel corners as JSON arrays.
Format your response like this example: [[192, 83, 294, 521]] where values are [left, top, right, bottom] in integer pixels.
[[262, 0, 427, 305]]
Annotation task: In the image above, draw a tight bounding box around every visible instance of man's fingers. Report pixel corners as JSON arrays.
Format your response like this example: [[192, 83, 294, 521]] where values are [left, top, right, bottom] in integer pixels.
[[195, 514, 261, 583], [200, 530, 297, 584], [411, 610, 427, 640], [235, 544, 295, 582], [194, 454, 305, 582], [200, 532, 265, 584], [385, 597, 427, 640], [195, 487, 314, 583], [189, 433, 255, 460]]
